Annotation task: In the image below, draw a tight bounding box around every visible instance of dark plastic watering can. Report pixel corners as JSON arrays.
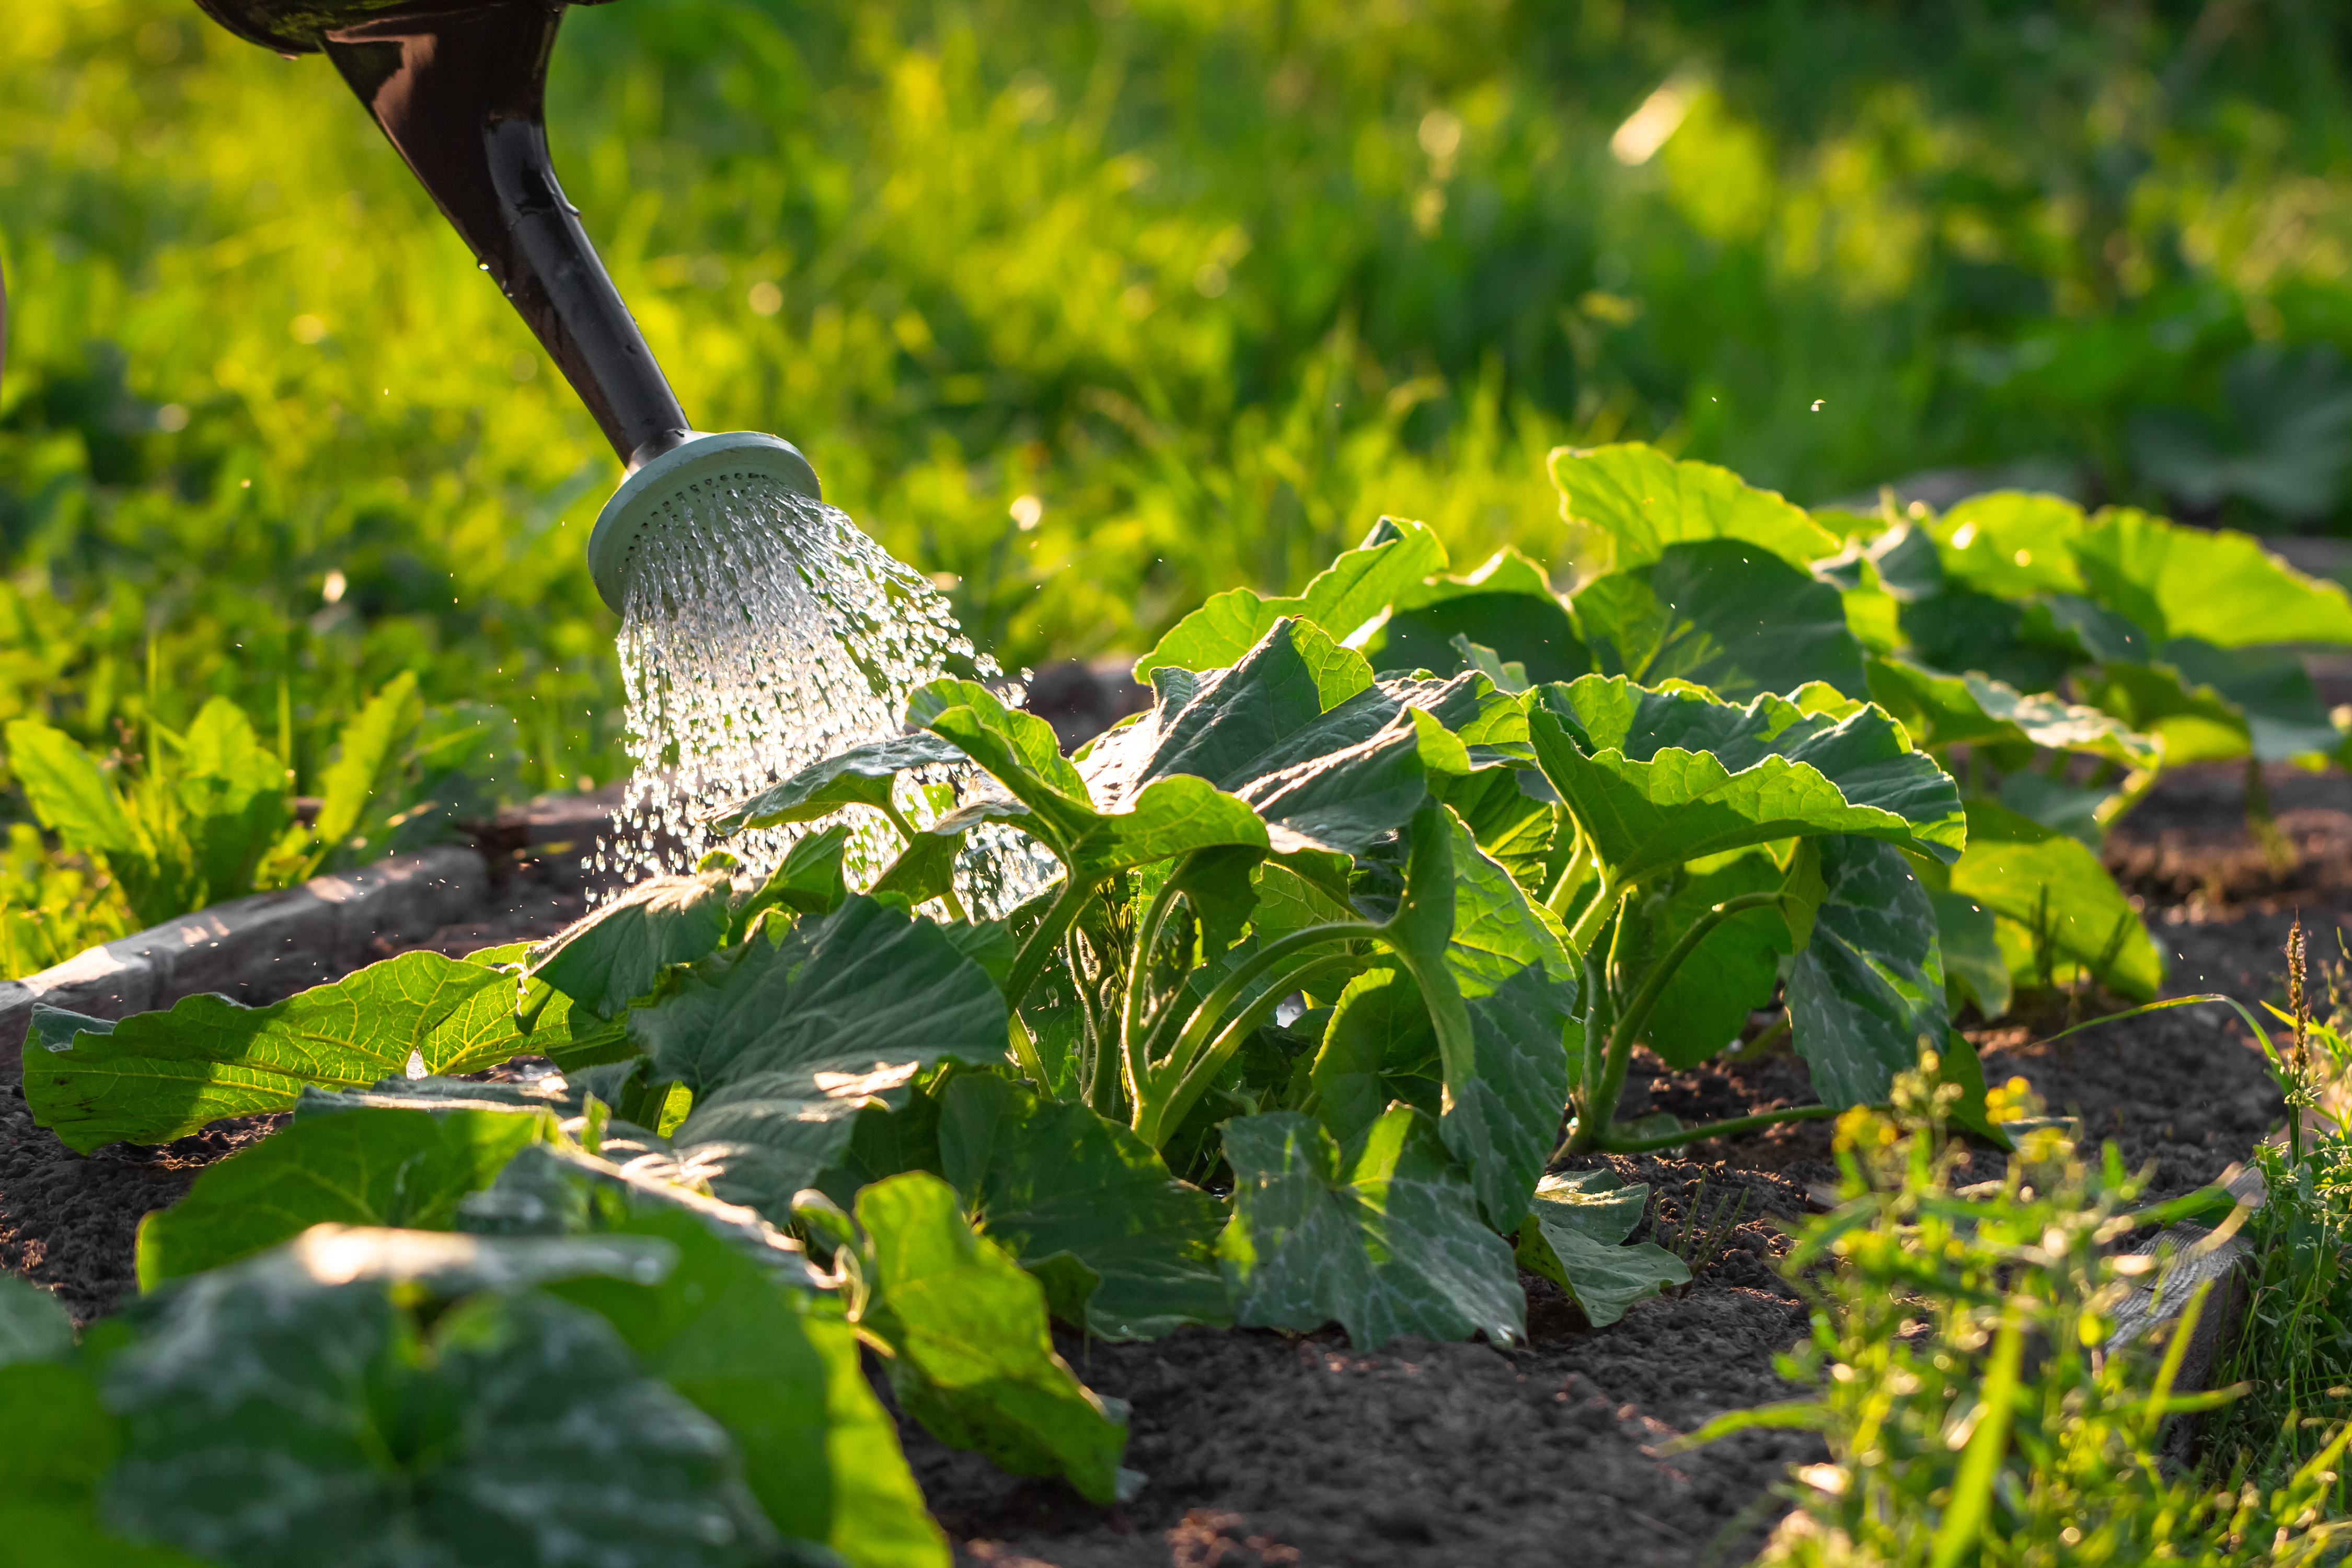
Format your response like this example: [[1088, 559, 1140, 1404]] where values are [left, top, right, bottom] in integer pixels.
[[192, 0, 823, 610]]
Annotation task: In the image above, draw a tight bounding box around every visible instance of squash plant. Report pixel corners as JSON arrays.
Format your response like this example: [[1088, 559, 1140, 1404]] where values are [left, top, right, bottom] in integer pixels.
[[22, 442, 2338, 1565]]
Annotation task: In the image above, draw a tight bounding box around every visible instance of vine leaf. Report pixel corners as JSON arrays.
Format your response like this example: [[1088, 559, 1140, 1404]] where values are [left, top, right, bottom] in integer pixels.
[[525, 869, 740, 1018], [1216, 1107, 1525, 1351], [1574, 539, 1869, 700], [1514, 1170, 1688, 1328], [938, 1075, 1228, 1340], [638, 897, 1008, 1218], [1133, 516, 1448, 678], [135, 1103, 552, 1288], [1939, 800, 2163, 1000], [704, 733, 965, 836], [855, 1172, 1131, 1505], [1785, 836, 1948, 1109], [26, 950, 567, 1155], [1527, 675, 1967, 887]]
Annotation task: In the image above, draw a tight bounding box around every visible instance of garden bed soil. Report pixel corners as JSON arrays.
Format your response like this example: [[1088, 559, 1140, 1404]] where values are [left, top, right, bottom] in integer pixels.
[[0, 761, 2340, 1566]]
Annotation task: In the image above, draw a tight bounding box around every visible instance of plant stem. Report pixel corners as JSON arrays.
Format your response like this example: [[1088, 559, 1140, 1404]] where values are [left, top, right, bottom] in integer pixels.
[[1151, 954, 1356, 1143], [1730, 1013, 1792, 1062], [879, 797, 969, 921], [1562, 870, 1620, 957], [1596, 1102, 1843, 1152], [1006, 1011, 1049, 1085], [1568, 890, 1782, 1154], [1132, 919, 1369, 1146], [1542, 815, 1591, 916], [1125, 869, 1186, 1048], [1004, 873, 1094, 1012]]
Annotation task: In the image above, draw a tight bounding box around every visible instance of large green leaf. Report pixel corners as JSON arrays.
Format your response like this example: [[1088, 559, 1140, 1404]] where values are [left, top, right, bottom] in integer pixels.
[[1620, 849, 1793, 1068], [1308, 965, 1441, 1146], [0, 1357, 221, 1568], [1573, 539, 1870, 700], [1549, 443, 1840, 580], [1931, 492, 2086, 597], [1528, 675, 1967, 888], [1382, 807, 1579, 1229], [640, 897, 1008, 1217], [2160, 638, 2341, 762], [26, 951, 558, 1154], [524, 869, 740, 1018], [854, 1172, 1129, 1505], [1897, 585, 2078, 695], [1216, 1107, 1524, 1350], [0, 1276, 74, 1369], [1931, 890, 2012, 1019], [1134, 516, 1449, 678], [704, 734, 966, 836], [2082, 660, 2254, 766], [100, 1230, 776, 1568], [1365, 547, 1594, 685], [908, 678, 1269, 874], [1943, 799, 2163, 1000], [551, 1207, 947, 1568], [1513, 1170, 1688, 1328], [1785, 837, 1949, 1109], [1864, 655, 2157, 768], [135, 1103, 552, 1288], [2072, 508, 2352, 649], [938, 1074, 1228, 1340], [1085, 618, 1519, 856], [1433, 764, 1557, 892]]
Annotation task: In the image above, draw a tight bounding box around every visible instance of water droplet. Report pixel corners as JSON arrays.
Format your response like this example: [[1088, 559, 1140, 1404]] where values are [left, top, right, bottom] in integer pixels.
[[601, 484, 1054, 915]]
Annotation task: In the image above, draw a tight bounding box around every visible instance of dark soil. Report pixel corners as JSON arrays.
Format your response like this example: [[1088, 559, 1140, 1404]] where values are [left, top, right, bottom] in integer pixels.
[[0, 760, 2337, 1565]]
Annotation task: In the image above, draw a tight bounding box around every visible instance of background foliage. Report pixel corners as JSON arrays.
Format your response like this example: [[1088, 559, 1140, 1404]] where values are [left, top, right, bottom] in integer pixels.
[[7, 0, 2352, 794]]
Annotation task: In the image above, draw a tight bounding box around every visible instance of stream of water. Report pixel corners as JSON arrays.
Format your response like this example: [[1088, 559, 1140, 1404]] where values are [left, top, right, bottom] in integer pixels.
[[591, 480, 1048, 914]]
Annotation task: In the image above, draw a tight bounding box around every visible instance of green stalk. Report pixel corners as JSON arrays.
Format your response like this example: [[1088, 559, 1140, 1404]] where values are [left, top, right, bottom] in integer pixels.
[[1150, 954, 1357, 1145], [1541, 814, 1592, 916], [1569, 890, 1782, 1154], [1131, 919, 1369, 1146], [878, 797, 969, 921], [1003, 873, 1096, 1012], [1124, 869, 1186, 1048], [1596, 1102, 1842, 1152], [1562, 869, 1621, 956]]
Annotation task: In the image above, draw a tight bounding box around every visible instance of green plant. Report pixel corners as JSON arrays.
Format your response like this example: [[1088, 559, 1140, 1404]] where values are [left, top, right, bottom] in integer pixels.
[[1682, 1069, 2350, 1566], [0, 822, 130, 974], [2, 670, 519, 936]]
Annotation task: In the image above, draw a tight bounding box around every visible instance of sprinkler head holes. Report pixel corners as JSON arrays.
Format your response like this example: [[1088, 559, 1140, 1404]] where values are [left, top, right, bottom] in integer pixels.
[[588, 431, 824, 614]]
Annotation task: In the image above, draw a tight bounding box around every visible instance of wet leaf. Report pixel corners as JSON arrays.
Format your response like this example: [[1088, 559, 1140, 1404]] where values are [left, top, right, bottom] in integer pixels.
[[1216, 1108, 1524, 1350], [704, 733, 965, 835], [524, 869, 739, 1018], [938, 1075, 1229, 1340], [855, 1172, 1129, 1504], [908, 679, 1269, 874], [640, 897, 1007, 1217]]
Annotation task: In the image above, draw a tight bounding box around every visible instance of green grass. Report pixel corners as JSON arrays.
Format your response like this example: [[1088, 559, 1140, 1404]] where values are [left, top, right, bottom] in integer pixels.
[[6, 1, 2352, 794]]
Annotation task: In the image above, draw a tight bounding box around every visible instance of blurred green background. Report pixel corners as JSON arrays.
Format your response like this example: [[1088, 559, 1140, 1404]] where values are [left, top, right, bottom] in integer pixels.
[[6, 0, 2352, 803]]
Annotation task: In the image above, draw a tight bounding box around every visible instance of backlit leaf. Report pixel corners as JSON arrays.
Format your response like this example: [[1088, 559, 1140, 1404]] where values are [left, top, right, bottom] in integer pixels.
[[1785, 837, 1948, 1108], [1574, 539, 1870, 700], [1514, 1170, 1688, 1328]]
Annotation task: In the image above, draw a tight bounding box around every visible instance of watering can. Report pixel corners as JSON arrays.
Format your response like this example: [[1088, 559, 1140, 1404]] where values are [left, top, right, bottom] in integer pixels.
[[191, 0, 822, 613]]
